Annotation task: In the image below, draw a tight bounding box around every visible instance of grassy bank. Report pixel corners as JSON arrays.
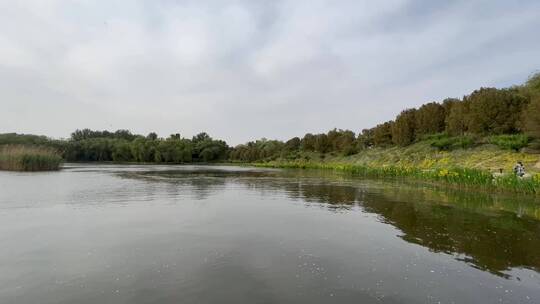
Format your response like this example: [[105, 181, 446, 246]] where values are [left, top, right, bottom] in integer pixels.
[[254, 141, 540, 195], [0, 145, 63, 171]]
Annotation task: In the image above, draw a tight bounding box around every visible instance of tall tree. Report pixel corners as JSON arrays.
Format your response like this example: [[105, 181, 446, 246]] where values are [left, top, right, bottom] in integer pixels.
[[300, 133, 316, 151], [392, 109, 417, 146], [466, 88, 527, 135], [357, 128, 375, 148], [372, 122, 393, 147], [284, 137, 301, 151], [314, 134, 330, 153], [523, 96, 540, 138], [415, 102, 446, 138], [446, 100, 469, 136]]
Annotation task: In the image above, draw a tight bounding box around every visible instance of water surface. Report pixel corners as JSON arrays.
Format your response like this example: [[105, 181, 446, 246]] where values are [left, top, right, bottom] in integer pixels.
[[1, 164, 540, 303]]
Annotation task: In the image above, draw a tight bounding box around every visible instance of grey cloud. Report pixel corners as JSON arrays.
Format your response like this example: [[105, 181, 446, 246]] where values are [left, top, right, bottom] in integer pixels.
[[1, 0, 539, 144]]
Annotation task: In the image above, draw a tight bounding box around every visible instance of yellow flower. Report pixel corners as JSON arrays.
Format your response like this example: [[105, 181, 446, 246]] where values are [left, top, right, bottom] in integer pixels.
[[438, 157, 450, 166], [438, 169, 449, 177]]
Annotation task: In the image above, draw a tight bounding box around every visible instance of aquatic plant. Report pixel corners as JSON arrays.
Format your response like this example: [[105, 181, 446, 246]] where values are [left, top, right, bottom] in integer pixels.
[[0, 145, 62, 171], [254, 161, 540, 195]]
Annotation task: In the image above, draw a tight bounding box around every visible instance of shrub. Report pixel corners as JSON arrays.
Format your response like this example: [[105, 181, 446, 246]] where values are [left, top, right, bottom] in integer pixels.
[[430, 137, 454, 150], [488, 134, 530, 151], [429, 135, 474, 151], [454, 136, 474, 149]]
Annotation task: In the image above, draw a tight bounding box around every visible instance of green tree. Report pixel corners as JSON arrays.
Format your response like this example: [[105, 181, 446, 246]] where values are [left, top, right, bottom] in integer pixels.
[[194, 138, 228, 162], [392, 109, 417, 146], [519, 72, 540, 99], [415, 102, 446, 138], [327, 129, 356, 154], [301, 133, 316, 151], [146, 132, 158, 140], [155, 139, 192, 163], [441, 98, 460, 116], [112, 141, 133, 162], [372, 122, 393, 147], [314, 134, 330, 153], [357, 128, 374, 149], [284, 137, 301, 152], [130, 138, 157, 162], [523, 95, 540, 138], [466, 88, 527, 135], [258, 139, 284, 159], [446, 100, 470, 136], [192, 132, 211, 143]]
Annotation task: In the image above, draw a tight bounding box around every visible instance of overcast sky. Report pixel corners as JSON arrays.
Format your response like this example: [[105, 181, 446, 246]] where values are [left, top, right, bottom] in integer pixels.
[[1, 0, 539, 144]]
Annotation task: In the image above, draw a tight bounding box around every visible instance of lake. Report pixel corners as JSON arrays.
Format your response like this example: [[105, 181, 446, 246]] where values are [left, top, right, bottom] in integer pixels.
[[1, 164, 539, 303]]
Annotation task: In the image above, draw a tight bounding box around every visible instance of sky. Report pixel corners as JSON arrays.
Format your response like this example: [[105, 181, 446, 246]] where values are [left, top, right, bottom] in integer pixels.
[[1, 0, 540, 145]]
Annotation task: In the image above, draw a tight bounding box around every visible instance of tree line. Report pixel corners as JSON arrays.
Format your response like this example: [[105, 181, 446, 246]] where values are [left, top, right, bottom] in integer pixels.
[[361, 73, 540, 147], [1, 73, 539, 163], [230, 73, 540, 161], [1, 130, 229, 163], [64, 130, 229, 162]]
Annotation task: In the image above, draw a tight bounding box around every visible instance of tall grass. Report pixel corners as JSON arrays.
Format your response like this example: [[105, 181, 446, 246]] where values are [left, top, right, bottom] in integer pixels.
[[0, 145, 62, 171], [255, 161, 540, 195]]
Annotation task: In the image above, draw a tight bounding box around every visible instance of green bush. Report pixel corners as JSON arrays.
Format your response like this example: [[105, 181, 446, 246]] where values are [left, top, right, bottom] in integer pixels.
[[430, 137, 454, 150], [488, 134, 530, 151], [421, 133, 447, 141], [429, 135, 474, 151], [454, 136, 474, 149]]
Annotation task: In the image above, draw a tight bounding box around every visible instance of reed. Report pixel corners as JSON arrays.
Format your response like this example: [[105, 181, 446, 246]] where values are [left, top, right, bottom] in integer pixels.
[[0, 145, 62, 171], [255, 161, 540, 195]]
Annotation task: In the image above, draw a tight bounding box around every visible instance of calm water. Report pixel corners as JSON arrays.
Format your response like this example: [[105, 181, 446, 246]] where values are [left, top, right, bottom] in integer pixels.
[[1, 164, 540, 304]]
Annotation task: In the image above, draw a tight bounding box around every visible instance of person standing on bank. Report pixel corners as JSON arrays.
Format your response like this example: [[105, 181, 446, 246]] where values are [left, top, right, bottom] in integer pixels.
[[513, 161, 525, 177]]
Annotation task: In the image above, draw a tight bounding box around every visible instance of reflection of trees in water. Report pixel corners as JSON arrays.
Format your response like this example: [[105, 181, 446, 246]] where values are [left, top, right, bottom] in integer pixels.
[[123, 168, 540, 278], [361, 190, 540, 278], [126, 169, 363, 206], [241, 175, 540, 278], [240, 179, 362, 211], [120, 170, 232, 200], [294, 181, 540, 278]]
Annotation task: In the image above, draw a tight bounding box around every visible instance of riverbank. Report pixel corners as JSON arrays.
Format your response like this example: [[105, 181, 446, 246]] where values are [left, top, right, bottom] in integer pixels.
[[0, 145, 62, 171], [252, 141, 540, 195]]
